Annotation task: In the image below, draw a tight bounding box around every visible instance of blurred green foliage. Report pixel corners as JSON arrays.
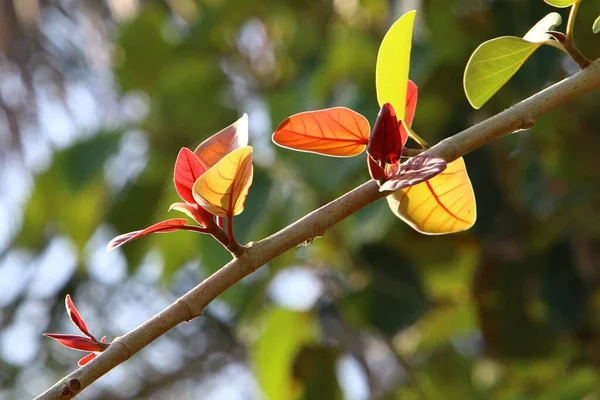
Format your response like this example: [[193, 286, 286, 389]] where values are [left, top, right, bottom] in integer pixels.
[[5, 0, 600, 398]]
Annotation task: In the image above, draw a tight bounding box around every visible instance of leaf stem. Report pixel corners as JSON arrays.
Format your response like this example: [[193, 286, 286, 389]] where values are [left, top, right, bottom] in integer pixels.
[[225, 216, 244, 257], [563, 1, 592, 69], [402, 120, 430, 149]]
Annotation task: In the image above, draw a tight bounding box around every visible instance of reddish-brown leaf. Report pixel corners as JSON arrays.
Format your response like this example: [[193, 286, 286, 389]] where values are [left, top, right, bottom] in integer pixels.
[[65, 295, 93, 340], [174, 148, 206, 203], [43, 334, 107, 353], [367, 103, 403, 164], [195, 114, 249, 168], [379, 155, 447, 192], [107, 218, 189, 251], [272, 107, 370, 157]]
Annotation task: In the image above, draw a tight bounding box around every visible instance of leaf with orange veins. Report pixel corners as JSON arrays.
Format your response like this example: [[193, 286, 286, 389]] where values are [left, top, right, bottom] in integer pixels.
[[386, 157, 476, 234], [192, 146, 254, 217], [174, 147, 206, 203], [107, 218, 189, 250], [272, 107, 370, 157], [194, 114, 249, 168]]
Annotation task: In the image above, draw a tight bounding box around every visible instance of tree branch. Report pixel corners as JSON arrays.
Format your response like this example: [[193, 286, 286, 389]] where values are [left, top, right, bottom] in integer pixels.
[[36, 59, 600, 399]]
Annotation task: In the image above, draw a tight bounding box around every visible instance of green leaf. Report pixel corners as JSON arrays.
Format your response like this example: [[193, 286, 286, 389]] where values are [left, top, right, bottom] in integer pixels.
[[464, 37, 540, 108], [594, 15, 600, 34], [543, 0, 577, 7], [523, 12, 562, 43], [252, 308, 315, 400], [464, 12, 562, 109]]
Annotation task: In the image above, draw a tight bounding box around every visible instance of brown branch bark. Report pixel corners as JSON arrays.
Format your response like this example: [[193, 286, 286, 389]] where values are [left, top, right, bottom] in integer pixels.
[[36, 59, 600, 399]]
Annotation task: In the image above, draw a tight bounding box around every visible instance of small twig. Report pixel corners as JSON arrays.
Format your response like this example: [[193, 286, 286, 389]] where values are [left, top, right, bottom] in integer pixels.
[[563, 1, 592, 69]]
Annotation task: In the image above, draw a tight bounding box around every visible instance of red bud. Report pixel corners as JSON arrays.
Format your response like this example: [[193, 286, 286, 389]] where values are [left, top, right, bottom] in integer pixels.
[[367, 103, 403, 165]]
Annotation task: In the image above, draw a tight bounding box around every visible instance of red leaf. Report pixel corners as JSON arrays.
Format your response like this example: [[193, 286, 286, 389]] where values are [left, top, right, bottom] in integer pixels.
[[174, 148, 206, 203], [398, 80, 418, 146], [107, 218, 189, 251], [65, 295, 93, 340], [43, 334, 107, 353], [379, 155, 447, 192], [78, 353, 97, 366], [195, 114, 249, 168], [367, 155, 385, 181], [367, 103, 403, 164], [272, 107, 370, 157]]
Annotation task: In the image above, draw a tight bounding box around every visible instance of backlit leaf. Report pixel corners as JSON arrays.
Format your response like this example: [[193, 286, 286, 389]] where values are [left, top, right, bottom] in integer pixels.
[[65, 295, 93, 339], [376, 10, 416, 121], [168, 202, 213, 227], [43, 334, 107, 353], [192, 146, 254, 217], [107, 218, 189, 250], [464, 37, 539, 109], [174, 147, 206, 203], [78, 353, 98, 366], [194, 113, 249, 168], [523, 13, 562, 43], [405, 80, 418, 127], [464, 13, 562, 109], [272, 108, 370, 157], [380, 155, 447, 192], [593, 16, 600, 34], [543, 0, 577, 7], [386, 157, 476, 234]]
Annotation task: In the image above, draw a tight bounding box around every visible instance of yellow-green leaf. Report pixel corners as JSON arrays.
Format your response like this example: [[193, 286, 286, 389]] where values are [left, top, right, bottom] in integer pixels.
[[464, 13, 562, 109], [464, 37, 540, 109], [386, 157, 476, 234], [192, 146, 253, 217], [593, 16, 600, 34], [375, 10, 416, 121], [543, 0, 577, 7]]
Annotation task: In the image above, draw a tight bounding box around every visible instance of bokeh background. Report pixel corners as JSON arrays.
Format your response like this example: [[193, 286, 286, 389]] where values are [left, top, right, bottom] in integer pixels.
[[1, 0, 600, 399]]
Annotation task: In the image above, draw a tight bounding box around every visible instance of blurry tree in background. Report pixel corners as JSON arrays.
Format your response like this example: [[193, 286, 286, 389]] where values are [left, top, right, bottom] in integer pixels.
[[1, 0, 600, 399]]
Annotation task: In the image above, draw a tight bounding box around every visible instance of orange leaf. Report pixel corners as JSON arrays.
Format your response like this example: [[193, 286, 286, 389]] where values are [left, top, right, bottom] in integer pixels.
[[272, 107, 370, 157], [386, 157, 476, 234], [192, 146, 254, 217], [195, 114, 249, 168]]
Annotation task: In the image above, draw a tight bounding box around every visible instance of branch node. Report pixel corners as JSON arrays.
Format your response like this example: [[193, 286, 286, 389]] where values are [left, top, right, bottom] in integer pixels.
[[113, 338, 133, 360], [176, 299, 195, 322]]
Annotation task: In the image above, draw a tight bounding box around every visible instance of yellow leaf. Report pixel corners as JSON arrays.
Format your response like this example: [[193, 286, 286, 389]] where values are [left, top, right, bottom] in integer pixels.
[[376, 10, 416, 121], [192, 146, 253, 217], [386, 157, 476, 234], [194, 114, 249, 168]]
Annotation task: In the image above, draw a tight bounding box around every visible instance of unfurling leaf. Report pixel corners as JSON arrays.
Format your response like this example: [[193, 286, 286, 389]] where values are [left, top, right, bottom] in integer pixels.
[[174, 147, 207, 203], [464, 13, 562, 109], [193, 146, 254, 217], [43, 334, 108, 353], [65, 294, 93, 339], [367, 103, 405, 165], [379, 155, 447, 192], [107, 218, 189, 250], [376, 11, 416, 122], [195, 113, 249, 168], [272, 108, 370, 157], [386, 157, 476, 234], [78, 352, 98, 366]]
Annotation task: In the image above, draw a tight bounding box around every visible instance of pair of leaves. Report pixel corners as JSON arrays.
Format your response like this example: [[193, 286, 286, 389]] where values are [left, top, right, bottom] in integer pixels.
[[273, 11, 476, 235], [464, 12, 563, 108]]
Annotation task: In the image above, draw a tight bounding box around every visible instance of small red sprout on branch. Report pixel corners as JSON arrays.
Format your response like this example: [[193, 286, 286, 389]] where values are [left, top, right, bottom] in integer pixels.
[[44, 295, 109, 366]]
